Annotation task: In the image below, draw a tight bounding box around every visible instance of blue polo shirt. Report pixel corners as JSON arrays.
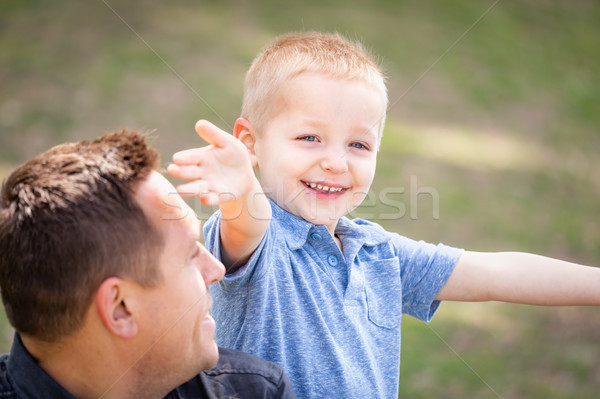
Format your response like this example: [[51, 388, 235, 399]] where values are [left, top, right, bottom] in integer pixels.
[[205, 199, 462, 399]]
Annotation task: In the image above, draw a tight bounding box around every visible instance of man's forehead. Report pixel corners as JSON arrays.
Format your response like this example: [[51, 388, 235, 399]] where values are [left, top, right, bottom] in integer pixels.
[[135, 171, 195, 226]]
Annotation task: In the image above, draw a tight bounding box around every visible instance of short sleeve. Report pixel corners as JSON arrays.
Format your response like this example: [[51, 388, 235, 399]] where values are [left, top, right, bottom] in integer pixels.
[[203, 210, 275, 287], [392, 234, 463, 321]]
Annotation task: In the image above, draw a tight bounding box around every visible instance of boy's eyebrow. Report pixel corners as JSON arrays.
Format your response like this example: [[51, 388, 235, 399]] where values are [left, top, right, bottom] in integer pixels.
[[350, 124, 379, 140], [298, 118, 379, 136], [297, 118, 327, 129]]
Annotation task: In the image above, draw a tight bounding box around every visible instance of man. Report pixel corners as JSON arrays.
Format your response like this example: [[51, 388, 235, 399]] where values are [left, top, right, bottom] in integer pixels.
[[0, 129, 296, 398]]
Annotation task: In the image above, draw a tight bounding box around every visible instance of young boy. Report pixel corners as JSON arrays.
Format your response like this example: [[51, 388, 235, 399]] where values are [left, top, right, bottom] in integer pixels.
[[168, 32, 600, 399]]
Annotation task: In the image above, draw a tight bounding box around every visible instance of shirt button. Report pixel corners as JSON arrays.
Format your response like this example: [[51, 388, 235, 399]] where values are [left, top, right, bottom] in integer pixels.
[[310, 233, 322, 241], [327, 255, 339, 266]]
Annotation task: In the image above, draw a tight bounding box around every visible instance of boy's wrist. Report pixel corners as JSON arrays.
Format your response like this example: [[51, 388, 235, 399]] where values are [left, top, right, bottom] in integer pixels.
[[220, 175, 269, 221]]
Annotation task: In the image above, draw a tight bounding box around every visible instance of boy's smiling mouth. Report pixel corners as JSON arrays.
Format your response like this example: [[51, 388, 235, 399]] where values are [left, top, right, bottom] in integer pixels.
[[303, 181, 346, 194]]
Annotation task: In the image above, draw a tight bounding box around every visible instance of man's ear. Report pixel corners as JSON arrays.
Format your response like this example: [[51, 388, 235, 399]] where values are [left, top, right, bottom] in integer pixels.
[[234, 117, 259, 166], [96, 277, 138, 339]]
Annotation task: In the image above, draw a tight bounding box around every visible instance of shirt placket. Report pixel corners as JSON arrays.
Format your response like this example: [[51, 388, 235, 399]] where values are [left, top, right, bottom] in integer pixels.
[[308, 226, 348, 295]]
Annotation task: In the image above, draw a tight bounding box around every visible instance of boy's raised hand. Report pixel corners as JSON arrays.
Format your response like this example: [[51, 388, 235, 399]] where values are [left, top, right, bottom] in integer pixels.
[[168, 120, 256, 206], [169, 120, 270, 270]]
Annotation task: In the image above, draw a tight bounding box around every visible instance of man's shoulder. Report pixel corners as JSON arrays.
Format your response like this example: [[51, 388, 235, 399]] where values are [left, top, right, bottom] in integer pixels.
[[175, 348, 296, 398], [205, 347, 285, 382], [0, 353, 17, 397]]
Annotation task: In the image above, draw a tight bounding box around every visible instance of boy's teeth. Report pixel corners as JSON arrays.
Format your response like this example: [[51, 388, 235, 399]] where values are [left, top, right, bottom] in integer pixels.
[[306, 182, 343, 193]]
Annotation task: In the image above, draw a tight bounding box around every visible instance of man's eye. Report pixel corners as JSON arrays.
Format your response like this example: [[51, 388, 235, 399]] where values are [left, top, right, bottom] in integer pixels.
[[192, 242, 201, 259]]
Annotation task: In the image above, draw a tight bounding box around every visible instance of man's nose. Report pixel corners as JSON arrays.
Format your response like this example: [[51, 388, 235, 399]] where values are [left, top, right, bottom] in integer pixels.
[[320, 146, 349, 174], [198, 245, 225, 285]]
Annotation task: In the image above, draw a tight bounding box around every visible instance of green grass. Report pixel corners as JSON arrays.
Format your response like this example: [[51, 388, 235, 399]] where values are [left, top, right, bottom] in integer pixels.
[[1, 1, 599, 397], [400, 303, 600, 398]]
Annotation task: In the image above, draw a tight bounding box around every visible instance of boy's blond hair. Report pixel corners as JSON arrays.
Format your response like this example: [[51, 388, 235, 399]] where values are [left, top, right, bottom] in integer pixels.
[[241, 31, 388, 134]]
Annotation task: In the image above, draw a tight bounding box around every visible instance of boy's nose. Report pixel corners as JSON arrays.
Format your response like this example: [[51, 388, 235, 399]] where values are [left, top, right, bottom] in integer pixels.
[[320, 148, 349, 174]]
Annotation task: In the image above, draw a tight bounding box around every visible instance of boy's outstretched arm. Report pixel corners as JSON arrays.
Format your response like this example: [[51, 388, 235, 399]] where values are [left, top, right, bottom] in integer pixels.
[[437, 251, 600, 305], [168, 120, 271, 271]]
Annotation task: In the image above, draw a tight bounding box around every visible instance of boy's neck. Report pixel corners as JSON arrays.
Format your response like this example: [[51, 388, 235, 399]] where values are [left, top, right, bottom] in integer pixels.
[[268, 196, 344, 250], [333, 234, 343, 252]]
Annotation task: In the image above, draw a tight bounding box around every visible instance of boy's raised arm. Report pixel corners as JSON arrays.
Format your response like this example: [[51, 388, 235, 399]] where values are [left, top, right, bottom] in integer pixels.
[[168, 120, 271, 271], [437, 251, 600, 305]]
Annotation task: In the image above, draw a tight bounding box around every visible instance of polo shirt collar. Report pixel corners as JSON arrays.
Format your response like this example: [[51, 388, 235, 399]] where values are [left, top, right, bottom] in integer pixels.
[[268, 198, 389, 249], [269, 198, 316, 250], [334, 216, 389, 247]]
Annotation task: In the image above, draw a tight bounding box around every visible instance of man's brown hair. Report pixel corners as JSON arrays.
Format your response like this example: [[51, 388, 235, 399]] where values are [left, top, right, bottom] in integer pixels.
[[0, 130, 163, 342]]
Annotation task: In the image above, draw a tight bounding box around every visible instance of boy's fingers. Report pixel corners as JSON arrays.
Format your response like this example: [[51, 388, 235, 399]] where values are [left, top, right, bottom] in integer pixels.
[[199, 191, 220, 206], [167, 163, 203, 180], [195, 119, 233, 148], [174, 180, 210, 197], [175, 181, 220, 206], [172, 148, 206, 165], [171, 121, 236, 165]]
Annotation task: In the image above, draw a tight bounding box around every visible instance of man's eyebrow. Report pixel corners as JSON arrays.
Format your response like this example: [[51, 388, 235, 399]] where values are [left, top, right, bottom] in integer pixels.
[[182, 227, 199, 253]]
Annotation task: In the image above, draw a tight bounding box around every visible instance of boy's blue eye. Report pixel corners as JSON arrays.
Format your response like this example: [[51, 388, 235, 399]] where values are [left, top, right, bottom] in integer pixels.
[[299, 135, 318, 142], [350, 142, 369, 150]]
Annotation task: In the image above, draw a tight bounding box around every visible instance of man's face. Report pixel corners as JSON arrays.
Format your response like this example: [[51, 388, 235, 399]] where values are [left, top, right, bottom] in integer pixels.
[[134, 171, 225, 384], [253, 72, 385, 234]]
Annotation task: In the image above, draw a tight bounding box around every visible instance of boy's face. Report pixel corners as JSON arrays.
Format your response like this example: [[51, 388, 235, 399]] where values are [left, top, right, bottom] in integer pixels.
[[251, 72, 385, 233]]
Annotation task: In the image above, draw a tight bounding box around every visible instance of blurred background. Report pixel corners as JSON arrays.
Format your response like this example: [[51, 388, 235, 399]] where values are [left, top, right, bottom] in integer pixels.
[[1, 1, 598, 397]]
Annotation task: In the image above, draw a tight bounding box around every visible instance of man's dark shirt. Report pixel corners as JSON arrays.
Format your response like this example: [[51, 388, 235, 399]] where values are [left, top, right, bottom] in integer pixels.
[[0, 334, 296, 398]]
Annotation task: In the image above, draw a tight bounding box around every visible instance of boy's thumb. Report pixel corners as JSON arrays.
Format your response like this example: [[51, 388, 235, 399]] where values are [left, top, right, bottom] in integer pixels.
[[195, 120, 231, 147]]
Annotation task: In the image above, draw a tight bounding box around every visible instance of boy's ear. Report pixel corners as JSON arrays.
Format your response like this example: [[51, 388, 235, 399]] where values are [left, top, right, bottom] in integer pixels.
[[233, 117, 259, 166], [95, 277, 138, 339]]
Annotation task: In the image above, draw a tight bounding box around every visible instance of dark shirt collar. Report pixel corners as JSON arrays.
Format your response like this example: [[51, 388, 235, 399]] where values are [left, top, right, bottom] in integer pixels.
[[6, 333, 187, 399], [8, 332, 76, 398]]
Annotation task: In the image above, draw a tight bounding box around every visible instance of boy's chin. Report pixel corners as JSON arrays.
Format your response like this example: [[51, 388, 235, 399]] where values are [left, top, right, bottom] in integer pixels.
[[299, 210, 344, 228], [280, 198, 350, 227]]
